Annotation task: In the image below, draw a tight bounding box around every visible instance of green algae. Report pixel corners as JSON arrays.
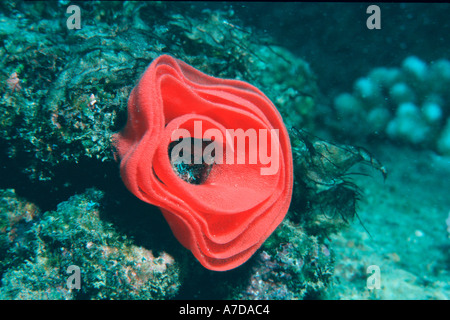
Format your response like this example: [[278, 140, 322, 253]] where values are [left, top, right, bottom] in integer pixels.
[[0, 188, 181, 300]]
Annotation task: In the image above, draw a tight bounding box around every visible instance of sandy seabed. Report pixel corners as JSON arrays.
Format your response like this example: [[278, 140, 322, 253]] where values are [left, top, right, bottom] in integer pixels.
[[330, 141, 450, 299]]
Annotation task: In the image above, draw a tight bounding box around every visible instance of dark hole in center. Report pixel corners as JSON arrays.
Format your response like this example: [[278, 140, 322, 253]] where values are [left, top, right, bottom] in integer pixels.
[[168, 138, 215, 185]]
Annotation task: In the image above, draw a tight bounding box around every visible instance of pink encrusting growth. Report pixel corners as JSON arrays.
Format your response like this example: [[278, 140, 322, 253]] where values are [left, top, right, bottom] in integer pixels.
[[113, 55, 293, 271], [6, 72, 21, 92]]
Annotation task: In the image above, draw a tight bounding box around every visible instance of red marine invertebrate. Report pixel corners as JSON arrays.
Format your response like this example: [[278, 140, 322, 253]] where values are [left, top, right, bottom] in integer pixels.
[[113, 55, 293, 271]]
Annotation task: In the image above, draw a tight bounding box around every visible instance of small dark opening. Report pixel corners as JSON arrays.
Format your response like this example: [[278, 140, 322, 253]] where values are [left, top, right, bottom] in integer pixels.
[[168, 138, 215, 185]]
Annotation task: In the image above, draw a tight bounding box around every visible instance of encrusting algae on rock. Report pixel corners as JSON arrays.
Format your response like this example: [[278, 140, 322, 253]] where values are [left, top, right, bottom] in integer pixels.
[[0, 188, 181, 300]]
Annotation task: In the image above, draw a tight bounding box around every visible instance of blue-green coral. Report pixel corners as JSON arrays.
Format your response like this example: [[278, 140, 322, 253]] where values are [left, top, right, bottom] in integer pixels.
[[332, 56, 450, 155]]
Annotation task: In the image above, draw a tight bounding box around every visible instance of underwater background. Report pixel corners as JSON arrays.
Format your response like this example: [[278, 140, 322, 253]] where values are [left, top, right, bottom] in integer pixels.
[[0, 1, 449, 299]]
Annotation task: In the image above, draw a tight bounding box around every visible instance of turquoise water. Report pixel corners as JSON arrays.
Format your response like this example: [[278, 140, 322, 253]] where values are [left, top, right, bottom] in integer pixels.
[[0, 1, 448, 300]]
